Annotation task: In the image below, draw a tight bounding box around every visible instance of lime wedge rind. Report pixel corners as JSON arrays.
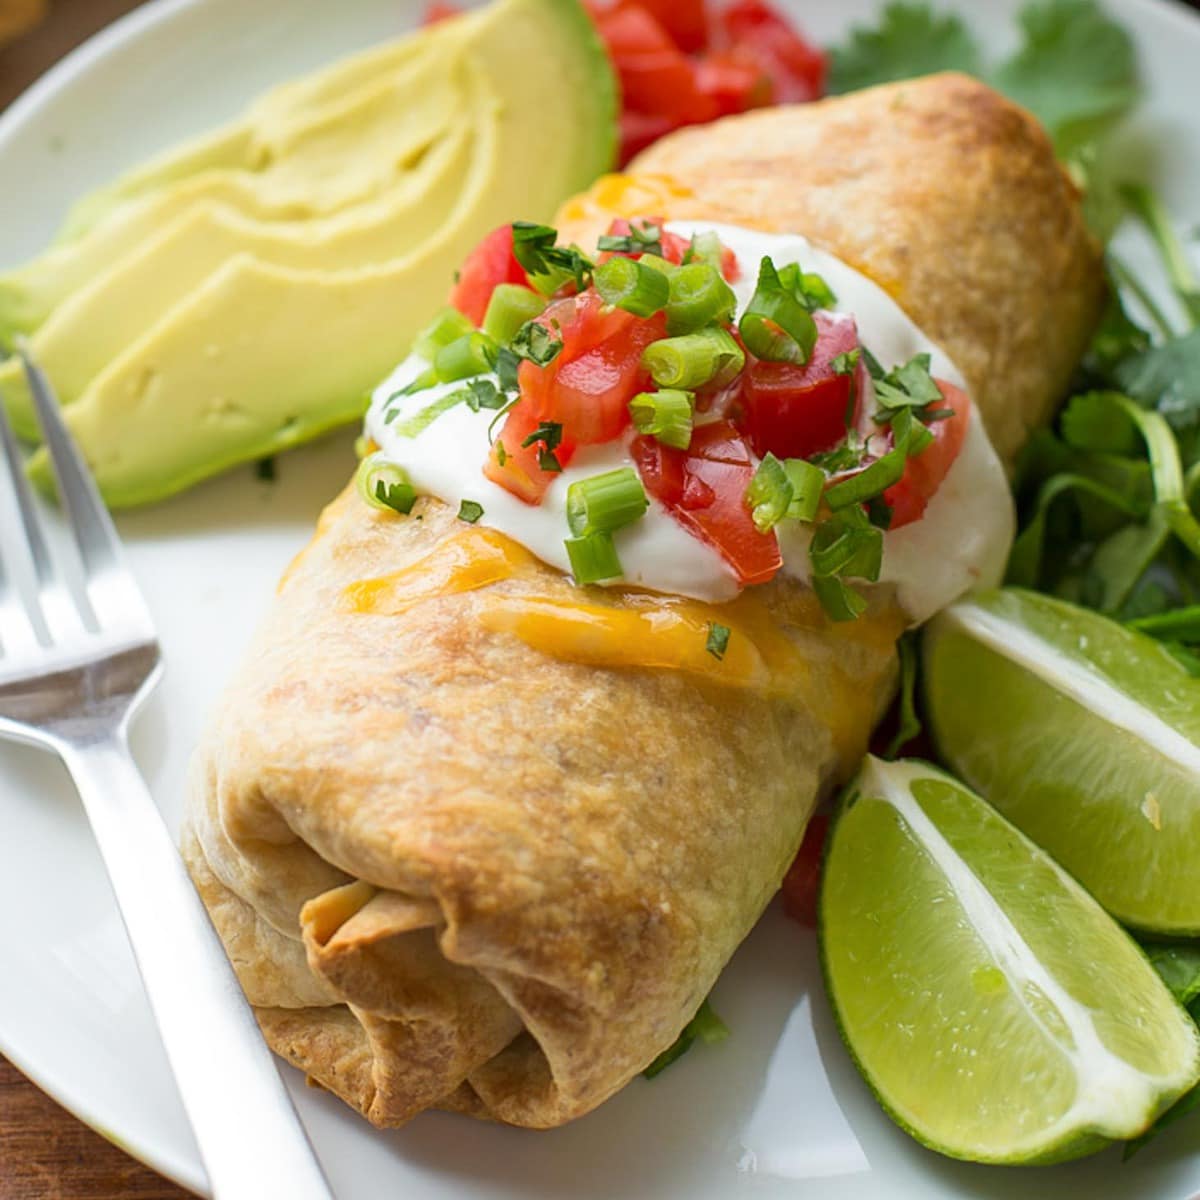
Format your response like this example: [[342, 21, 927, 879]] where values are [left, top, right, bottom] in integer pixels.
[[923, 588, 1200, 934], [820, 756, 1200, 1165], [939, 600, 1200, 779]]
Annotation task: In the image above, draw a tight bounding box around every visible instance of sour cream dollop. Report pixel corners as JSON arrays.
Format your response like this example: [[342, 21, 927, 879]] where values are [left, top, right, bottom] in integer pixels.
[[364, 222, 1014, 623]]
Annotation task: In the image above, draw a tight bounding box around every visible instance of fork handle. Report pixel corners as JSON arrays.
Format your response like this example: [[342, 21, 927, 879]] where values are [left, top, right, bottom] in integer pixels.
[[58, 732, 334, 1200]]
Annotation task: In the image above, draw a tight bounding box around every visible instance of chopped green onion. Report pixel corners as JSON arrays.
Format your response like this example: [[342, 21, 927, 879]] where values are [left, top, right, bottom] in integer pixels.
[[457, 499, 484, 524], [387, 367, 438, 403], [777, 262, 837, 312], [683, 231, 725, 269], [824, 446, 907, 510], [638, 253, 679, 278], [739, 257, 818, 364], [665, 262, 738, 335], [412, 307, 475, 362], [746, 453, 793, 533], [642, 326, 744, 390], [706, 622, 731, 661], [483, 284, 546, 345], [785, 458, 824, 522], [356, 455, 417, 515], [565, 530, 623, 584], [629, 389, 695, 450], [812, 575, 868, 622], [594, 256, 670, 317], [435, 332, 497, 383], [566, 468, 648, 536], [388, 391, 463, 437]]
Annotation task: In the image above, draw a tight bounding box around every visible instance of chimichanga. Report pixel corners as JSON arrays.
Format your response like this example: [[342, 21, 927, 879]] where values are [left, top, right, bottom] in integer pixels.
[[183, 72, 1105, 1129]]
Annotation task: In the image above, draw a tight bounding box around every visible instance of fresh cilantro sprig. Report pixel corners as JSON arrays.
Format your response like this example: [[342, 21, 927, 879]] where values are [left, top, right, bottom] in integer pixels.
[[830, 0, 1139, 161], [597, 219, 663, 258], [511, 222, 595, 293]]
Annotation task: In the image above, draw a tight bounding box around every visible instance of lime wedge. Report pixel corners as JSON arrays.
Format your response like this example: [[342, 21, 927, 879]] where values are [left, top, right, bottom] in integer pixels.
[[923, 588, 1200, 934], [820, 756, 1200, 1164]]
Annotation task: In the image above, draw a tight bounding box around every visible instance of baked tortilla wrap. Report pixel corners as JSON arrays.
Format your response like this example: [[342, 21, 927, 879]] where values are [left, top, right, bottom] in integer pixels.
[[183, 73, 1105, 1129]]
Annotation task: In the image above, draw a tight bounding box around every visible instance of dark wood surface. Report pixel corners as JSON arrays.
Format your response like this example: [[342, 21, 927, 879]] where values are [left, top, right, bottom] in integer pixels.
[[3, 0, 1200, 1197]]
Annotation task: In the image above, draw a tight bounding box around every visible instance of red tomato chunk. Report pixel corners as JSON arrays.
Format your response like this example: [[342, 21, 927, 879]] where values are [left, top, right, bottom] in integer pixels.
[[633, 421, 782, 586], [448, 225, 528, 326], [519, 292, 666, 447], [736, 312, 864, 461], [883, 381, 971, 529]]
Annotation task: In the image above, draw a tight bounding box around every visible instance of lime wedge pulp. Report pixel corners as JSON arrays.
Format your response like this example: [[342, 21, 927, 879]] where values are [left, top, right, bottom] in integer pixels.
[[923, 588, 1200, 934], [819, 756, 1200, 1164]]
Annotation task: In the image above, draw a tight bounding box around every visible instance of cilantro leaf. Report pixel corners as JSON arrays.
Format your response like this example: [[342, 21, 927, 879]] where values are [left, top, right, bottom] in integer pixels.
[[1115, 328, 1200, 443], [829, 1, 1139, 164], [991, 0, 1138, 154], [829, 3, 980, 94]]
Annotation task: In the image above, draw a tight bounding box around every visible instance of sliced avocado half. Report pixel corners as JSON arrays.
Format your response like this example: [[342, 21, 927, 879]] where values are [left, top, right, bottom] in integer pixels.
[[21, 0, 616, 507]]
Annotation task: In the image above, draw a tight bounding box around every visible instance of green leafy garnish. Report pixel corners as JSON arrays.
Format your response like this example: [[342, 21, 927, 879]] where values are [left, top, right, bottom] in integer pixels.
[[830, 0, 1139, 158], [705, 622, 732, 661], [830, 3, 980, 95], [511, 320, 564, 368], [643, 999, 729, 1078], [510, 221, 594, 293], [521, 420, 564, 472], [597, 218, 663, 258], [457, 499, 484, 524]]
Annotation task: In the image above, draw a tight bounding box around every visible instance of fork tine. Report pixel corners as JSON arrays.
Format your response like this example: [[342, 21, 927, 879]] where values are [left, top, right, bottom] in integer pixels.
[[17, 344, 154, 639], [0, 370, 84, 646]]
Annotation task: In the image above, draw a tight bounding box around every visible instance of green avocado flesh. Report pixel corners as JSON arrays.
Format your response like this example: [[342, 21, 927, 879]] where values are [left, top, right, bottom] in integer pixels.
[[1, 0, 616, 507]]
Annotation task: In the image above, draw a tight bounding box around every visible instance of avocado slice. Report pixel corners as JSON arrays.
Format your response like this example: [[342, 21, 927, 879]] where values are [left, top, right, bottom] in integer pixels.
[[0, 49, 465, 340], [54, 24, 458, 243], [25, 0, 616, 507], [0, 120, 475, 439]]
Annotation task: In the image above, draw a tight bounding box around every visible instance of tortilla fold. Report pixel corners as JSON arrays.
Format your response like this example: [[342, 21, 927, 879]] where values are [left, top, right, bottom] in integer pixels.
[[183, 73, 1104, 1129]]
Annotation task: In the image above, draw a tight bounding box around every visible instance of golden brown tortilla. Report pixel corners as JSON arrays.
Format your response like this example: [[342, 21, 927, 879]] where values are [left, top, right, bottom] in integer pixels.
[[183, 74, 1104, 1130]]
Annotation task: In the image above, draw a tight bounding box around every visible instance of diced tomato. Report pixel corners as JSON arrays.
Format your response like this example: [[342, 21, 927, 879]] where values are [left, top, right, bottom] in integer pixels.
[[593, 5, 717, 122], [448, 225, 528, 326], [484, 403, 578, 505], [695, 49, 774, 117], [600, 217, 740, 281], [605, 0, 708, 54], [421, 1, 460, 23], [781, 813, 830, 927], [713, 0, 826, 103], [882, 381, 971, 529], [518, 291, 666, 446], [736, 313, 864, 461], [632, 420, 782, 586]]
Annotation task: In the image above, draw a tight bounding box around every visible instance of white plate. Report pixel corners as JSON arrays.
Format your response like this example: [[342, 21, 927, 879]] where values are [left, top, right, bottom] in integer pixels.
[[2, 0, 1200, 1196]]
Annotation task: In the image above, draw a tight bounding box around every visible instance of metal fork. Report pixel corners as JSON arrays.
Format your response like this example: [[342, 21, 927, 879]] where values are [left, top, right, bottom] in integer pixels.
[[0, 348, 334, 1200]]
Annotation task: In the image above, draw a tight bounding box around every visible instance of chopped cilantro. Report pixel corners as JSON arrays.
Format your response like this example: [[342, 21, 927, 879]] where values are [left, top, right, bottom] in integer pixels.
[[511, 320, 564, 367], [597, 219, 663, 258], [511, 221, 594, 292], [521, 420, 564, 472], [705, 622, 732, 661], [457, 499, 484, 524]]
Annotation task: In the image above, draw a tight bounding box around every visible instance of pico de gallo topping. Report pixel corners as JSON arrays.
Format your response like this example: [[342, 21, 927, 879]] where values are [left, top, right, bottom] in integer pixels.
[[377, 218, 973, 622]]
